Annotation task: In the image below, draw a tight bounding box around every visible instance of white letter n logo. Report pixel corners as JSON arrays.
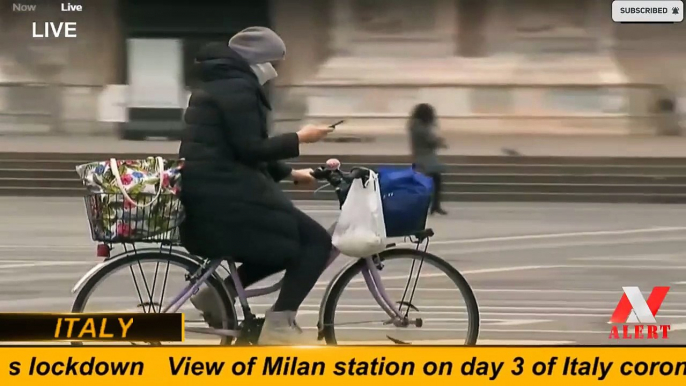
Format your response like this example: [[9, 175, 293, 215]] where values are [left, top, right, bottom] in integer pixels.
[[610, 286, 669, 324]]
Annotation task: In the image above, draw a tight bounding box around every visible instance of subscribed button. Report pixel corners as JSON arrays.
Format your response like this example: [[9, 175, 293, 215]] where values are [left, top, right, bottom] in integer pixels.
[[613, 0, 684, 22]]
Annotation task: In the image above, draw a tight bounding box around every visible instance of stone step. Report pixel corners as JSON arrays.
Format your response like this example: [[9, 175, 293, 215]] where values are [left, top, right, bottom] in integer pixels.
[[4, 177, 686, 195], [437, 192, 686, 204], [3, 151, 686, 203], [5, 162, 686, 178], [4, 168, 686, 184], [7, 152, 686, 165], [441, 174, 686, 184], [1, 187, 686, 204], [0, 186, 84, 196], [439, 182, 686, 195]]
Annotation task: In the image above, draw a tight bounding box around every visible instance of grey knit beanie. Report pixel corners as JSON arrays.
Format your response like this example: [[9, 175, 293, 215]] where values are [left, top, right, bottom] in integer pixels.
[[229, 27, 286, 64]]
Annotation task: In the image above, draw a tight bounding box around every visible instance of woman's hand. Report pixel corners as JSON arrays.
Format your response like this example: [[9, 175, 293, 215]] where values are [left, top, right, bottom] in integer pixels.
[[291, 168, 316, 185], [297, 124, 334, 143]]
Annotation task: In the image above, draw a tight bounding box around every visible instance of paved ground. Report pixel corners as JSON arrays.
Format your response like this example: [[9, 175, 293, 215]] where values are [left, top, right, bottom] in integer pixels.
[[4, 134, 686, 157], [2, 198, 686, 345]]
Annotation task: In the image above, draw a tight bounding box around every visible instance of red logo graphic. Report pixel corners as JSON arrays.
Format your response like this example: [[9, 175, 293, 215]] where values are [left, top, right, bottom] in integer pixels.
[[609, 286, 670, 340]]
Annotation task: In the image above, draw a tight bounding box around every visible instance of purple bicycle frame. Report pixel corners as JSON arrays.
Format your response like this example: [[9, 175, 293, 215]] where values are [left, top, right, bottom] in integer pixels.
[[161, 222, 408, 336]]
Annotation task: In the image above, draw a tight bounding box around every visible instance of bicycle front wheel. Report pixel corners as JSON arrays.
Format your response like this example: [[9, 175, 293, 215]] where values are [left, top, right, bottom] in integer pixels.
[[321, 248, 479, 345]]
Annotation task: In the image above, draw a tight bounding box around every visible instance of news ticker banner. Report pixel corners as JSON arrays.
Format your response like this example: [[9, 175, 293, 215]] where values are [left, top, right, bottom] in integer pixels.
[[613, 1, 684, 22], [0, 347, 685, 385], [0, 313, 183, 342]]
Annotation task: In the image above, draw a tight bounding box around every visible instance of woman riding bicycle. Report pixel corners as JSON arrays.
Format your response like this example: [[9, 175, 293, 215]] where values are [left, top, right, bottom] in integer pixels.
[[178, 27, 334, 345]]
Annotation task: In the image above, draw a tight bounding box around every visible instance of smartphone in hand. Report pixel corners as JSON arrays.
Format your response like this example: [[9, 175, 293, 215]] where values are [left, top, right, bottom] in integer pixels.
[[329, 120, 345, 130]]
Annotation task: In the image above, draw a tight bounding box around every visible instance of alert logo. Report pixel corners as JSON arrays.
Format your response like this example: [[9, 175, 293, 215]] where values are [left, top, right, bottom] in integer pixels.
[[609, 286, 670, 340]]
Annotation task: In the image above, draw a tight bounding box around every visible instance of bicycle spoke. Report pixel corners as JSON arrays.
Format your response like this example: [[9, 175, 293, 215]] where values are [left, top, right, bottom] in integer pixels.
[[158, 262, 171, 313], [128, 265, 147, 313], [398, 258, 417, 312], [404, 257, 425, 318], [404, 241, 431, 317], [136, 260, 156, 313], [149, 262, 160, 313]]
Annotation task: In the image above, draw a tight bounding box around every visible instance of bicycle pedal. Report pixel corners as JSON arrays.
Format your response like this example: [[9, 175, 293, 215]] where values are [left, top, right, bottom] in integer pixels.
[[235, 317, 265, 346]]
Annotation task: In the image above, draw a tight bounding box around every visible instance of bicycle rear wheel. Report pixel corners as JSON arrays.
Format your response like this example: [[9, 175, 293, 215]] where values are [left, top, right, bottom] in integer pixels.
[[321, 248, 479, 345], [71, 251, 237, 345]]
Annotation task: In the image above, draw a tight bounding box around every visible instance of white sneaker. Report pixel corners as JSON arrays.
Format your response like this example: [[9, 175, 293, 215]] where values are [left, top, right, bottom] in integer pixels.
[[258, 310, 309, 345], [190, 287, 225, 329]]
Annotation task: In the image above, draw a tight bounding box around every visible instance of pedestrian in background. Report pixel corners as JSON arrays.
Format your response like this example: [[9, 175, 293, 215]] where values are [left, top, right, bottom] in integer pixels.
[[407, 103, 448, 215]]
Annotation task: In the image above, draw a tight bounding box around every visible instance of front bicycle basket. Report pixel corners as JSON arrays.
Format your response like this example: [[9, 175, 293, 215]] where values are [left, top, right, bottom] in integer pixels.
[[83, 193, 184, 244]]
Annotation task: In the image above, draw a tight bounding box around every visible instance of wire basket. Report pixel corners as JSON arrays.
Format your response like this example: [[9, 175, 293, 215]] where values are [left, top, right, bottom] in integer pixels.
[[84, 193, 184, 244]]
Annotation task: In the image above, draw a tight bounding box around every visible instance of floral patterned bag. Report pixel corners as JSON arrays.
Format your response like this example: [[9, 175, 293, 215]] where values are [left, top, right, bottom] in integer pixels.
[[76, 157, 184, 243]]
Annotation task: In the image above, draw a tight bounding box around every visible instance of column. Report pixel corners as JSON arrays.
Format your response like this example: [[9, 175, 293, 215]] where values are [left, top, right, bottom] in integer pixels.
[[272, 0, 329, 86], [483, 0, 514, 56], [331, 0, 455, 58], [330, 0, 354, 56], [456, 0, 489, 57], [503, 0, 597, 56], [593, 0, 616, 54]]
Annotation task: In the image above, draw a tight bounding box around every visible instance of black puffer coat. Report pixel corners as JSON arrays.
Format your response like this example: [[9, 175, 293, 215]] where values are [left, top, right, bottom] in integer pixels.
[[178, 42, 302, 265]]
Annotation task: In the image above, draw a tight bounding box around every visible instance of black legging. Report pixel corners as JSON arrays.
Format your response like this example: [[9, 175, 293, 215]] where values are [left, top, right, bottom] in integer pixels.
[[428, 172, 443, 210], [225, 208, 332, 312]]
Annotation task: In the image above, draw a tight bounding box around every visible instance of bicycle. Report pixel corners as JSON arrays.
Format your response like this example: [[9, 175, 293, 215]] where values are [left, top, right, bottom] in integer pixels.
[[70, 160, 480, 345]]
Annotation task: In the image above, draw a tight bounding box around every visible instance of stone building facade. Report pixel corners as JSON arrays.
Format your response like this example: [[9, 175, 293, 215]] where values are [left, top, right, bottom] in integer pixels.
[[274, 0, 675, 136], [0, 0, 122, 134], [0, 0, 681, 136]]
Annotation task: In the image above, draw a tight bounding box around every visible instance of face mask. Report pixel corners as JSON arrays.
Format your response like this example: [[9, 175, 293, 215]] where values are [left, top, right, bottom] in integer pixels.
[[250, 63, 278, 85]]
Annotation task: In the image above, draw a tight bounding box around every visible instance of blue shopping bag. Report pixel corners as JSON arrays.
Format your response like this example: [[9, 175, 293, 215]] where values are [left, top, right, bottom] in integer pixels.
[[377, 166, 434, 237]]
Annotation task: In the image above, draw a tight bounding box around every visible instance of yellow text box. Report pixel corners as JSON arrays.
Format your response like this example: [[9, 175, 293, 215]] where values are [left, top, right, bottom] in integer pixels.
[[1, 346, 686, 385]]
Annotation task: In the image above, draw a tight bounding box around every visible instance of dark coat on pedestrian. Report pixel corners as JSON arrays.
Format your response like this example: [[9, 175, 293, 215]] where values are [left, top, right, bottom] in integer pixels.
[[178, 42, 303, 265], [408, 118, 447, 174]]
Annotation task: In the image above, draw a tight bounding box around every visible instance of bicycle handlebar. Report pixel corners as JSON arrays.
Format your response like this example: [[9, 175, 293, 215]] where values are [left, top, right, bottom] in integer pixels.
[[310, 159, 370, 188], [290, 158, 369, 205]]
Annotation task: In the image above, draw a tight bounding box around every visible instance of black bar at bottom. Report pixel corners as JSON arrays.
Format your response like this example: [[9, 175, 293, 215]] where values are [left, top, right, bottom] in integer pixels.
[[0, 313, 183, 342]]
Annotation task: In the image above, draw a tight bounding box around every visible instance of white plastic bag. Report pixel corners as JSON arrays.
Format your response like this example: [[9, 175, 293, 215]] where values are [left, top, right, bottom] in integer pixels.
[[332, 170, 387, 258]]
